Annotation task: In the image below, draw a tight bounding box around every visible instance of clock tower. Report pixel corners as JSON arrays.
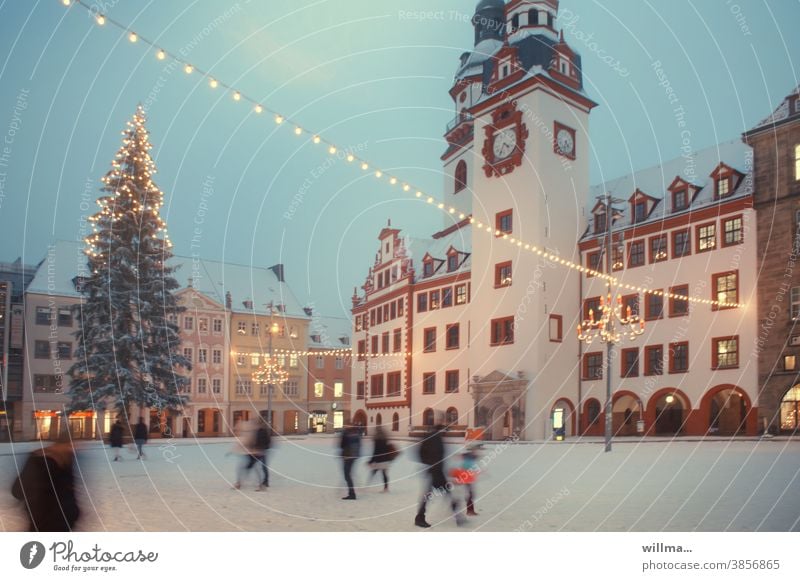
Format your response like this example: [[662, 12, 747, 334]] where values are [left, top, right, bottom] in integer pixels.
[[444, 0, 597, 440]]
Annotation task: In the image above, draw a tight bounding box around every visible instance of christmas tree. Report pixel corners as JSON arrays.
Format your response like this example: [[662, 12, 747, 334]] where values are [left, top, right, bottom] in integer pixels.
[[68, 105, 190, 421]]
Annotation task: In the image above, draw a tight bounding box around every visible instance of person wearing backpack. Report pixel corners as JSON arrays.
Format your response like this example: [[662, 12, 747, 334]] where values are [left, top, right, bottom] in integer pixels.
[[415, 423, 464, 528]]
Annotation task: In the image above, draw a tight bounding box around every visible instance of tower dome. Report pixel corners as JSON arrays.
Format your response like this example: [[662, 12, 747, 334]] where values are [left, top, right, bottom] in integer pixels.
[[473, 0, 505, 45]]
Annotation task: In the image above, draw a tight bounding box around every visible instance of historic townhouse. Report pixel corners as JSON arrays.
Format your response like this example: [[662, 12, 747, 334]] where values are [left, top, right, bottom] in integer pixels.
[[579, 140, 758, 437], [0, 259, 36, 441], [173, 286, 229, 437], [745, 86, 800, 433], [227, 263, 310, 435], [306, 312, 352, 432], [19, 240, 310, 440]]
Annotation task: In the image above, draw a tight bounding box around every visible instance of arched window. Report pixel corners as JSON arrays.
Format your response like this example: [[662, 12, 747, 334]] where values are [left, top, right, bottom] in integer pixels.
[[528, 9, 538, 25], [422, 408, 434, 427], [587, 399, 601, 424], [446, 407, 459, 425], [780, 385, 800, 432], [454, 160, 467, 193], [511, 13, 519, 32], [376, 413, 383, 426], [392, 413, 400, 432]]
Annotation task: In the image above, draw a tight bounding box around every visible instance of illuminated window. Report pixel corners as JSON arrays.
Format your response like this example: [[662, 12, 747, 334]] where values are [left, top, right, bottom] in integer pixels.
[[650, 235, 668, 262], [314, 382, 324, 398], [713, 337, 738, 369], [697, 223, 716, 252], [723, 217, 743, 246], [334, 381, 344, 398], [713, 271, 738, 308]]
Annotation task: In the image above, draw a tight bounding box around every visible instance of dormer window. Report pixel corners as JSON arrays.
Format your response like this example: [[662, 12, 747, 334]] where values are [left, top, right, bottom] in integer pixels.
[[242, 300, 253, 310], [594, 212, 607, 234], [560, 60, 568, 75], [717, 177, 731, 198], [511, 13, 519, 32], [673, 188, 688, 212], [633, 201, 647, 223], [448, 254, 459, 272], [501, 63, 510, 78], [423, 260, 434, 278]]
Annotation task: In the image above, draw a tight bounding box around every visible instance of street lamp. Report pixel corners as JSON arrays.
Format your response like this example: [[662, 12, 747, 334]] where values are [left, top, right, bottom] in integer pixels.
[[251, 302, 283, 433], [577, 193, 645, 453]]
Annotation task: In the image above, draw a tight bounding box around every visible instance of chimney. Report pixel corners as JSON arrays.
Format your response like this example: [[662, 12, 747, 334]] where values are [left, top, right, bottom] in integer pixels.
[[270, 264, 285, 283], [303, 306, 313, 317], [225, 291, 232, 310]]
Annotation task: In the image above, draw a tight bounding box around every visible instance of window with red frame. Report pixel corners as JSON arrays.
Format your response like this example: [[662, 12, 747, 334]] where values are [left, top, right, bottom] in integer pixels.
[[621, 348, 639, 378], [722, 216, 743, 246], [371, 335, 378, 354], [423, 327, 436, 352], [584, 297, 601, 321], [673, 229, 691, 257], [417, 293, 428, 313], [382, 332, 389, 354], [454, 160, 467, 193], [398, 298, 404, 317], [697, 222, 716, 252], [669, 342, 689, 373], [716, 176, 731, 198], [390, 301, 397, 320], [423, 260, 434, 277], [622, 294, 639, 318], [633, 201, 647, 223], [673, 188, 688, 212], [393, 328, 402, 352], [495, 262, 512, 287], [645, 292, 663, 320], [455, 284, 468, 305], [496, 209, 513, 234], [583, 352, 603, 380], [612, 244, 624, 271], [446, 324, 460, 349], [447, 253, 459, 272], [644, 345, 663, 376], [422, 373, 436, 394], [549, 314, 563, 342], [445, 370, 459, 393], [357, 340, 366, 361], [587, 250, 601, 276], [370, 375, 384, 397], [594, 212, 606, 234], [712, 271, 738, 309], [650, 235, 668, 262], [422, 408, 435, 426], [669, 285, 689, 317], [430, 290, 440, 310], [442, 287, 453, 307], [386, 372, 402, 397], [712, 336, 739, 369], [490, 317, 515, 346], [628, 240, 645, 267], [356, 381, 365, 399]]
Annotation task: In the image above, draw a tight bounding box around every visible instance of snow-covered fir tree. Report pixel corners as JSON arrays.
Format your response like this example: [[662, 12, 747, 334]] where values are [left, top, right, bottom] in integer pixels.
[[68, 105, 190, 419]]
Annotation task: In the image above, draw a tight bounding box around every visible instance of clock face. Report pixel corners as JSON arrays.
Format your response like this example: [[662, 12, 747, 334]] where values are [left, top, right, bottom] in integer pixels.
[[557, 129, 574, 156], [492, 127, 517, 160]]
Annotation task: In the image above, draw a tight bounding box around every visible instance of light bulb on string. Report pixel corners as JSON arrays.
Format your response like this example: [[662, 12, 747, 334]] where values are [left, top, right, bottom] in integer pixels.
[[184, 64, 193, 74], [128, 32, 137, 43], [156, 49, 166, 61]]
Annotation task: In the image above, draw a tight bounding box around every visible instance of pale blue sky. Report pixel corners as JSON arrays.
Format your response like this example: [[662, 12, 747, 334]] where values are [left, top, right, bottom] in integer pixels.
[[0, 0, 797, 317]]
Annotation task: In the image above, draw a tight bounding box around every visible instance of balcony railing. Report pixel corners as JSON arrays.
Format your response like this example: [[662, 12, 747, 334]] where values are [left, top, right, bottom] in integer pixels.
[[446, 112, 474, 133]]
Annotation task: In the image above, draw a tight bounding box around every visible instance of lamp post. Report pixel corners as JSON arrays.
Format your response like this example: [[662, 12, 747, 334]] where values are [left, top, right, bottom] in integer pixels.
[[578, 193, 644, 453], [252, 302, 284, 433]]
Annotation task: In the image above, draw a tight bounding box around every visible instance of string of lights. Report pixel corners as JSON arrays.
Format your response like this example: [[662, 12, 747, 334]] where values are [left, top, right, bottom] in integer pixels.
[[231, 349, 408, 358], [61, 0, 744, 309]]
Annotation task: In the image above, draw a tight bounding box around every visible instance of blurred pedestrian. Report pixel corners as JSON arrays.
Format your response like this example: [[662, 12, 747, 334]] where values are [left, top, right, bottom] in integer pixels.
[[231, 418, 257, 490], [11, 428, 80, 532], [415, 423, 464, 528], [451, 443, 482, 516], [339, 424, 362, 500], [109, 419, 124, 461], [252, 417, 272, 490], [367, 425, 397, 492], [133, 417, 148, 460]]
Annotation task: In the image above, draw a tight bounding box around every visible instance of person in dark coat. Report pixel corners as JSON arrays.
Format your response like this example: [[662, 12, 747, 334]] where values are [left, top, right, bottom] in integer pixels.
[[133, 417, 148, 460], [339, 425, 362, 500], [109, 419, 124, 461], [415, 423, 464, 528], [11, 433, 80, 532], [252, 417, 272, 490], [367, 425, 395, 492]]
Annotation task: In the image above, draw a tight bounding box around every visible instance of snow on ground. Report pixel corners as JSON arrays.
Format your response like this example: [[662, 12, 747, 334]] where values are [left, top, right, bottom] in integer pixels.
[[1, 436, 798, 532]]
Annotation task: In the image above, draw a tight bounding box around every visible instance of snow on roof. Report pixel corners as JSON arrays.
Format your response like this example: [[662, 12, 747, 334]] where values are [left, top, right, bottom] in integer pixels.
[[27, 240, 309, 318], [583, 139, 753, 239], [407, 224, 472, 284], [307, 315, 352, 349], [748, 84, 800, 133], [456, 38, 505, 79]]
